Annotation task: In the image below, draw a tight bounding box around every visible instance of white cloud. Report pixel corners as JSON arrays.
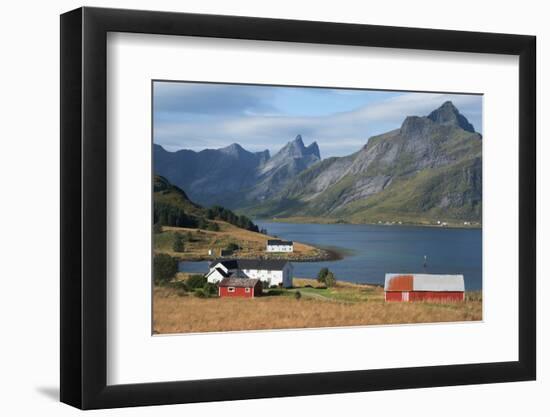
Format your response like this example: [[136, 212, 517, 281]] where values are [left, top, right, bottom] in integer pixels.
[[154, 92, 482, 157]]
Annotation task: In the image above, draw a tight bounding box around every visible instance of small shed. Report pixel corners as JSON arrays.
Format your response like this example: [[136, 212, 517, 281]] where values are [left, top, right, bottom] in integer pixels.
[[218, 277, 262, 298], [384, 273, 465, 302]]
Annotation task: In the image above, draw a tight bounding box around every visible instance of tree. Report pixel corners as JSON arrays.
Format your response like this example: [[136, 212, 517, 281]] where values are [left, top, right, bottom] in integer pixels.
[[172, 233, 184, 252], [153, 254, 178, 285], [317, 267, 329, 283], [324, 271, 337, 288], [153, 222, 162, 234], [317, 267, 336, 287]]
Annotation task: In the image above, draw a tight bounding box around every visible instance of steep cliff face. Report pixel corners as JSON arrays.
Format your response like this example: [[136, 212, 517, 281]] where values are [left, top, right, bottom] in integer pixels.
[[153, 135, 320, 208], [247, 101, 482, 222], [247, 135, 321, 201], [153, 143, 267, 208]]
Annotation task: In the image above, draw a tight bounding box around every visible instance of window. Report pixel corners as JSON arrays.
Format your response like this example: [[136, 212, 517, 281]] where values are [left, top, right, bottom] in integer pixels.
[[245, 288, 250, 293], [228, 287, 235, 293]]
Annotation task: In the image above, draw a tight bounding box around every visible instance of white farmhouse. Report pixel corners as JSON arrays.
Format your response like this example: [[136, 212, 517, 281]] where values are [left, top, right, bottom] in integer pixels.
[[206, 259, 294, 288], [266, 239, 294, 253]]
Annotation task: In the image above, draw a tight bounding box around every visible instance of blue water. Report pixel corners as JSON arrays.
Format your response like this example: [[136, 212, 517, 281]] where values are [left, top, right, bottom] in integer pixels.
[[179, 222, 482, 290]]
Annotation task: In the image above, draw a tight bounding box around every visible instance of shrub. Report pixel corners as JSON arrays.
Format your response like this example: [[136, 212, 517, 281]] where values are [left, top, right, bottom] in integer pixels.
[[203, 282, 218, 296], [294, 291, 302, 300], [153, 253, 178, 285], [225, 242, 240, 252], [193, 288, 207, 298], [186, 274, 207, 290], [172, 233, 184, 252], [206, 222, 220, 232]]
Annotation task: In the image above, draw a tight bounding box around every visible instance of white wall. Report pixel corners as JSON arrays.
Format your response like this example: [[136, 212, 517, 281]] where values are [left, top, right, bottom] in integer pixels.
[[0, 1, 546, 416]]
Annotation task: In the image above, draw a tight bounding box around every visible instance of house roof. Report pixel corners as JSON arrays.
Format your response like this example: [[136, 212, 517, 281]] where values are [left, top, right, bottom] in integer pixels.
[[267, 239, 293, 246], [218, 277, 261, 288], [206, 267, 231, 278], [210, 259, 290, 271], [384, 274, 465, 292]]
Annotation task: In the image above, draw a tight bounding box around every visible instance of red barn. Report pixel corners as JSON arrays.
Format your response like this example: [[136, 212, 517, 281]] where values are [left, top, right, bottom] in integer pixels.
[[384, 274, 465, 302], [218, 277, 262, 298]]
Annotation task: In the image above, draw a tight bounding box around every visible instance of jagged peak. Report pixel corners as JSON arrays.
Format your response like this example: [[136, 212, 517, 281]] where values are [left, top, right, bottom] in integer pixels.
[[427, 101, 475, 133], [278, 135, 321, 160], [221, 142, 244, 151], [293, 134, 305, 146], [306, 141, 321, 159]]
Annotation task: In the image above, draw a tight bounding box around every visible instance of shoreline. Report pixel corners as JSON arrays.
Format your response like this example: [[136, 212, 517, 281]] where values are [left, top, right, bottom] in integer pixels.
[[258, 217, 482, 230], [174, 245, 345, 263]]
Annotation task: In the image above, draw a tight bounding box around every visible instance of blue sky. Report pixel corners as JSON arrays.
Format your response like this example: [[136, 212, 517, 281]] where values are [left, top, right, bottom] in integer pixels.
[[153, 81, 482, 158]]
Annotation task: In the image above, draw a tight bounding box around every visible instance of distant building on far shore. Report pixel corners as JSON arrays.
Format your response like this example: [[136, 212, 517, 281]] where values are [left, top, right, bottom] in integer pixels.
[[266, 239, 294, 253]]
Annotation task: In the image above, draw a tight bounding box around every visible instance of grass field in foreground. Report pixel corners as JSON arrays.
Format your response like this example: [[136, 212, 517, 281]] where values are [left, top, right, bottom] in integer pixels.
[[153, 278, 482, 334]]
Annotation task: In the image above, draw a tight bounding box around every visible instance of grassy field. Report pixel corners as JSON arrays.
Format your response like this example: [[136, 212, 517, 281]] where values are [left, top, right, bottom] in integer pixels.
[[153, 278, 482, 334], [154, 221, 332, 261]]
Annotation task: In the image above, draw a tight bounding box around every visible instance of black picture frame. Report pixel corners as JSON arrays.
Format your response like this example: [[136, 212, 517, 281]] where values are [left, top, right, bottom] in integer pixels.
[[60, 6, 536, 410]]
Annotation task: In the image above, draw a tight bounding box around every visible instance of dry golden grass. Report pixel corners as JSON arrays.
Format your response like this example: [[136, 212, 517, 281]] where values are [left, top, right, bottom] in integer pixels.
[[153, 285, 482, 334], [155, 221, 329, 261]]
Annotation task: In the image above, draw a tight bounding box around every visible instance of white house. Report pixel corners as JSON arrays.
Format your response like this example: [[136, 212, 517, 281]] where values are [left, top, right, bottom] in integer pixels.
[[266, 239, 294, 253], [206, 259, 294, 288]]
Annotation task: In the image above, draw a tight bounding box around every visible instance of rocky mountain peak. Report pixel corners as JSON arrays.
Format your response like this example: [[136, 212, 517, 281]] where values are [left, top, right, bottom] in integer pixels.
[[427, 101, 475, 132], [400, 115, 432, 138], [219, 142, 246, 156], [306, 141, 321, 159]]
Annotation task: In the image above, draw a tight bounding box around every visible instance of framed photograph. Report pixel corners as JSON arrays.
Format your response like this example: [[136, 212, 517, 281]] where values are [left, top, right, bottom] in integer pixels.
[[60, 7, 536, 409]]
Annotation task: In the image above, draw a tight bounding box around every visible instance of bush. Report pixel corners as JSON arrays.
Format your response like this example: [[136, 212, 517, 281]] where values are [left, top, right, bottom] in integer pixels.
[[206, 222, 220, 232], [193, 288, 208, 298], [172, 233, 184, 252], [294, 291, 302, 300], [203, 282, 218, 296], [165, 281, 188, 297], [186, 274, 207, 290], [153, 253, 178, 285], [225, 242, 240, 252]]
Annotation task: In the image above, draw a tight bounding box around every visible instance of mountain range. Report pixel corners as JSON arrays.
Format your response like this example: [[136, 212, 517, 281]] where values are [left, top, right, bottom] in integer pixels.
[[154, 101, 482, 223]]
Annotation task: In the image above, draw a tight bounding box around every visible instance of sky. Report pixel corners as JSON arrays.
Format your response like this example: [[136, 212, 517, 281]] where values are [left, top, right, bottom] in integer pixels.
[[153, 81, 483, 158]]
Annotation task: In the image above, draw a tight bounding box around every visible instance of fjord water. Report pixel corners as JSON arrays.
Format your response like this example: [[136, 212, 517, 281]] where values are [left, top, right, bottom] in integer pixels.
[[179, 222, 482, 290]]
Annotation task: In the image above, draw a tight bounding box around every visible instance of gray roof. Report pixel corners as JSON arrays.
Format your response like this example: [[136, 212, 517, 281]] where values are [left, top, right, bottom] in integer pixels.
[[206, 267, 231, 279], [384, 273, 465, 292], [267, 239, 293, 246], [218, 277, 261, 287], [211, 259, 290, 271]]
